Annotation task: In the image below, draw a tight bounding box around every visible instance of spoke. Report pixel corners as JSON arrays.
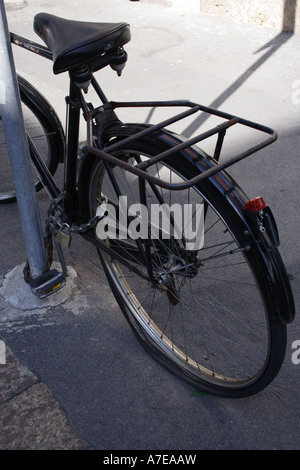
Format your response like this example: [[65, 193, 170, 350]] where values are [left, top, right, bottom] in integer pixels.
[[197, 246, 247, 264], [92, 150, 270, 386]]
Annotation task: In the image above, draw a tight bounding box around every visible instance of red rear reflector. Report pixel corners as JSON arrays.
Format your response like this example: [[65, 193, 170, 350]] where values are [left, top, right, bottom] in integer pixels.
[[244, 197, 267, 212]]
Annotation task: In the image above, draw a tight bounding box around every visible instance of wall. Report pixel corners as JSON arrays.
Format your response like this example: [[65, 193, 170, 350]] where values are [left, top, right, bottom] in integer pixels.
[[200, 0, 300, 33]]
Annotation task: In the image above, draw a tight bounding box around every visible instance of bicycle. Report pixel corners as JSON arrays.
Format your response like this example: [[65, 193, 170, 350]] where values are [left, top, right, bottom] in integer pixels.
[[1, 12, 295, 398]]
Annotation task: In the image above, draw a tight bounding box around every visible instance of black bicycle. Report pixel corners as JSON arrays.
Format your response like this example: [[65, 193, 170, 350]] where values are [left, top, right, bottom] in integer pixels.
[[1, 12, 295, 398]]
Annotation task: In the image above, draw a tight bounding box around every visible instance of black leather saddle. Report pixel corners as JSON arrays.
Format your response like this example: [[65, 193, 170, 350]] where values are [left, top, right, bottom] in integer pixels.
[[34, 13, 131, 74]]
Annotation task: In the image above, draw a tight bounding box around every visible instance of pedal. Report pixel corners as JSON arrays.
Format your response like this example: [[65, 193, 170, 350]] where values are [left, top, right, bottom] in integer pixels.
[[56, 230, 72, 248], [30, 269, 66, 299]]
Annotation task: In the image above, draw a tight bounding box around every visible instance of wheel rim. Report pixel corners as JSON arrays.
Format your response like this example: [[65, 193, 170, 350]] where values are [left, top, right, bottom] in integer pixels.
[[91, 151, 272, 389]]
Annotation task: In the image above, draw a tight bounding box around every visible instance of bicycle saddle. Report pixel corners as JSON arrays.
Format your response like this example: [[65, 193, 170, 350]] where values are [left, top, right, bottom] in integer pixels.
[[33, 13, 131, 74]]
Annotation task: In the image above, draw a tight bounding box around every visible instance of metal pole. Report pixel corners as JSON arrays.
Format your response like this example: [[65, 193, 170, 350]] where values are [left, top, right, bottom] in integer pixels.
[[0, 0, 46, 279]]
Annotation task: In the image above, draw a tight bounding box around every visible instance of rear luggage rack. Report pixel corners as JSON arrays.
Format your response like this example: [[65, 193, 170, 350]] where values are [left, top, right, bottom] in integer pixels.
[[86, 100, 277, 190]]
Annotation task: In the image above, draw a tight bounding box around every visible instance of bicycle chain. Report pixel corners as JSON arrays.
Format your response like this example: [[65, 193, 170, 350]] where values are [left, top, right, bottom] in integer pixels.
[[46, 194, 102, 234], [23, 194, 102, 283]]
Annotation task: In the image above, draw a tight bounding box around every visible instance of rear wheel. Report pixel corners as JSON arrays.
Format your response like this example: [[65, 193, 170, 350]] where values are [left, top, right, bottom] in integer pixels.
[[0, 75, 64, 203], [88, 129, 287, 397]]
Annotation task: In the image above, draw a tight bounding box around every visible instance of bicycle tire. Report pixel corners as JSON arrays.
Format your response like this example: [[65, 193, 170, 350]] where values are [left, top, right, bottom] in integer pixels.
[[86, 124, 289, 398], [0, 75, 65, 203]]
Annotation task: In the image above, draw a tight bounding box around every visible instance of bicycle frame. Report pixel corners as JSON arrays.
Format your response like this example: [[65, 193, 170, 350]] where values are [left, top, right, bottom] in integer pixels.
[[11, 33, 85, 216]]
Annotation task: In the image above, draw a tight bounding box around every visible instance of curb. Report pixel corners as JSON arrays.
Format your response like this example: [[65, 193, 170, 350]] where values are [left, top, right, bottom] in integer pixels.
[[0, 343, 93, 450]]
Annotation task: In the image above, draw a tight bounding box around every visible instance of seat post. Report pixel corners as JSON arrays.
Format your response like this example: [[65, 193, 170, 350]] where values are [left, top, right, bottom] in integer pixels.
[[64, 81, 81, 216]]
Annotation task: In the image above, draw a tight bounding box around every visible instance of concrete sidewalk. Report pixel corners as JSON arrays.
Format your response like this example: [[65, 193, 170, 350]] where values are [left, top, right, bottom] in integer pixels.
[[0, 343, 92, 450], [0, 0, 299, 451], [0, 262, 92, 450]]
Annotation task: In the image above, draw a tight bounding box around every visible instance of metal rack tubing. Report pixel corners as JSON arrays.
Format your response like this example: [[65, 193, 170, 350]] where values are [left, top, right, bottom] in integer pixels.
[[86, 99, 277, 191]]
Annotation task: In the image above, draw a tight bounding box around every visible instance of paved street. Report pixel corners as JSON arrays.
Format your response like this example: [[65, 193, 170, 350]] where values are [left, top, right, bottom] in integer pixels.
[[0, 0, 299, 450]]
